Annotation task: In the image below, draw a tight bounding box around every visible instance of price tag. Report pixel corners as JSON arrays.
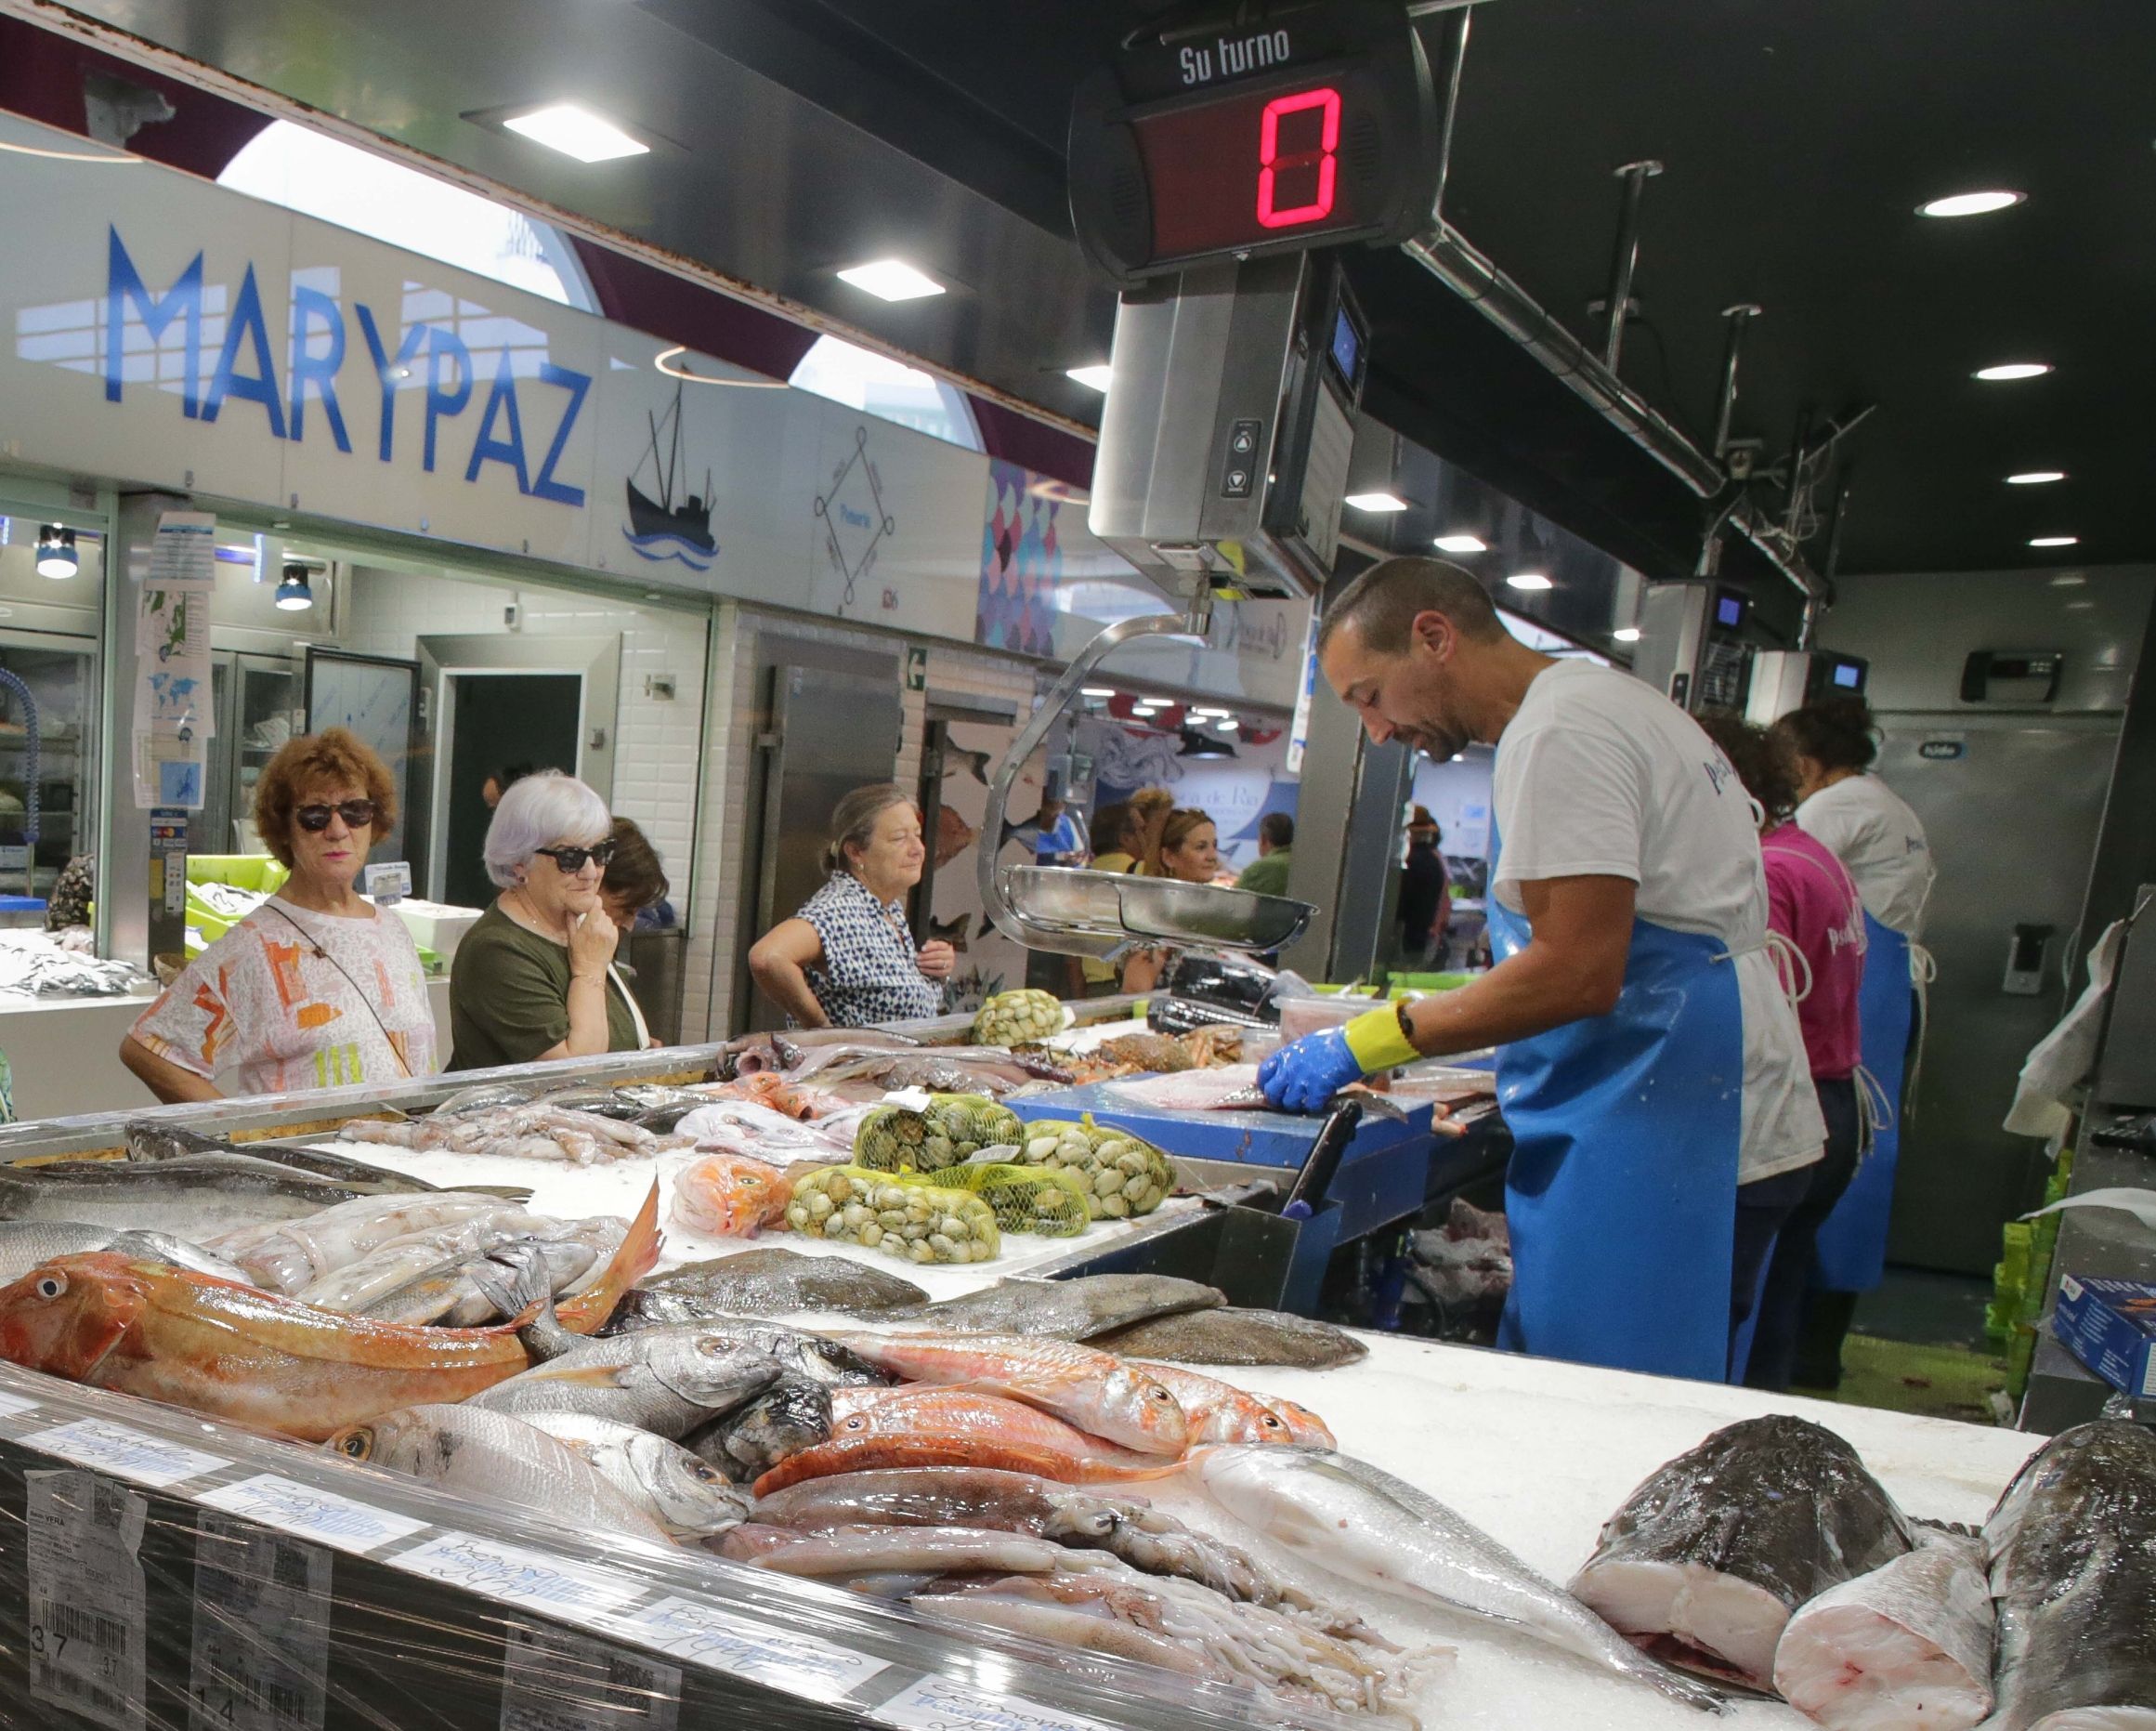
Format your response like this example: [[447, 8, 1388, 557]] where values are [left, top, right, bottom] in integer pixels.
[[188, 1514, 333, 1731], [882, 1087, 935, 1111], [872, 1676, 1118, 1731], [26, 1469, 148, 1731], [198, 1475, 431, 1555], [499, 1624, 681, 1731], [390, 1531, 644, 1615], [624, 1596, 889, 1696], [22, 1416, 230, 1488]]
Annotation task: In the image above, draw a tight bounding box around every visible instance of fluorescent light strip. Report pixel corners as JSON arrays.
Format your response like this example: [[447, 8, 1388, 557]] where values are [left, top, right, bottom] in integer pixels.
[[1344, 492, 1409, 513], [1974, 361, 2051, 381], [1506, 572, 1553, 591], [502, 103, 649, 163], [2028, 535, 2079, 548], [1918, 190, 2024, 218], [1434, 533, 1487, 554], [1065, 365, 1113, 392], [1613, 626, 1642, 642], [1080, 687, 1117, 699], [2006, 470, 2065, 485], [836, 259, 945, 301]]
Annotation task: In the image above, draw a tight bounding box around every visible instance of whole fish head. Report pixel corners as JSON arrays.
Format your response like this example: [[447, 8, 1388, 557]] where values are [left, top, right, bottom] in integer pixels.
[[0, 1252, 151, 1382], [324, 1407, 451, 1477], [645, 1333, 786, 1412], [630, 1433, 750, 1535], [1186, 1444, 1345, 1541], [1104, 1365, 1191, 1455]]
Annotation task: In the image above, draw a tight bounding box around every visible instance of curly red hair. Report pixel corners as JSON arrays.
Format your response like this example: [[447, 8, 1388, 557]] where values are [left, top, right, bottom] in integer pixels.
[[252, 728, 398, 868]]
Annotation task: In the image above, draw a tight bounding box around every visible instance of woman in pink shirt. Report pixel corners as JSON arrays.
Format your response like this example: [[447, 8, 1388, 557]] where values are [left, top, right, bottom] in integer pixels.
[[1697, 713, 1865, 1391]]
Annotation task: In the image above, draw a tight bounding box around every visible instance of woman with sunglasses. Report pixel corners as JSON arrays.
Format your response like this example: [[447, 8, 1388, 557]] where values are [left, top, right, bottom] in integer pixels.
[[121, 728, 435, 1102], [447, 772, 648, 1070]]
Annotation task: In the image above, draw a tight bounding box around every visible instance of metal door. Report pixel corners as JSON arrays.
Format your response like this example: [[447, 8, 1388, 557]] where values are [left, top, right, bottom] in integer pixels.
[[737, 661, 901, 1033], [1879, 713, 2121, 1274], [201, 652, 236, 852]]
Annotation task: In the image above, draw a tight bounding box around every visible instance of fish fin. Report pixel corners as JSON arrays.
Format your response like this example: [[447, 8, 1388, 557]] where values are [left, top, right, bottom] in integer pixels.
[[555, 1180, 661, 1336], [472, 1247, 579, 1362], [459, 1185, 536, 1203], [529, 1362, 641, 1388]]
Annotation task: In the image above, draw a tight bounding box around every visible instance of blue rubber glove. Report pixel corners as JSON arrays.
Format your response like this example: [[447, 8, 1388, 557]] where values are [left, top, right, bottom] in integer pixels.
[[1259, 1027, 1365, 1113]]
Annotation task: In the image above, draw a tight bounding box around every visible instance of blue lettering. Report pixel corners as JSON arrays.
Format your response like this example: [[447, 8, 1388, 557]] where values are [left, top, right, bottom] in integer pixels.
[[464, 348, 530, 492], [529, 361, 590, 508], [202, 263, 287, 438], [287, 285, 350, 453], [354, 304, 428, 464], [105, 227, 203, 416], [840, 504, 871, 529], [422, 326, 473, 474]]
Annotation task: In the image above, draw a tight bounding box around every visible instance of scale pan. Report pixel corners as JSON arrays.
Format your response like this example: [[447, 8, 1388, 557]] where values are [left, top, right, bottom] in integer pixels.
[[1000, 866, 1313, 952]]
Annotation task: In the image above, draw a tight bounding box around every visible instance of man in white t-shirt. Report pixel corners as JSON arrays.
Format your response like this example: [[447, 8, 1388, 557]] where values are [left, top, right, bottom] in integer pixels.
[[1261, 557, 1823, 1383]]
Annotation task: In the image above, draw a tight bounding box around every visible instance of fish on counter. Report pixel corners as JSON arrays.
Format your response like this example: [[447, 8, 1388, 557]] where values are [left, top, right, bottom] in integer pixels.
[[1192, 1444, 1725, 1713], [208, 1193, 543, 1295], [291, 1209, 561, 1312], [1982, 1419, 2156, 1731], [602, 1249, 928, 1328], [821, 1331, 1189, 1456], [122, 1121, 446, 1193], [1569, 1414, 1914, 1693], [343, 1104, 672, 1165], [890, 1273, 1225, 1340], [514, 1410, 751, 1540], [1126, 1362, 1295, 1446], [686, 1375, 834, 1483], [0, 1221, 253, 1286], [1090, 1305, 1368, 1370], [464, 1313, 785, 1439], [668, 1152, 794, 1239], [1772, 1530, 1994, 1731], [0, 1161, 373, 1242], [1256, 1395, 1336, 1449], [326, 1404, 672, 1544], [359, 1219, 626, 1327], [721, 1521, 1063, 1578]]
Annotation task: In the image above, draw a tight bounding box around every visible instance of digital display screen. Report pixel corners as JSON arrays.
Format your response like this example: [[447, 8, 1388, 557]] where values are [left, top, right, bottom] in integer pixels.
[[1715, 593, 1745, 629], [1833, 662, 1862, 688], [1131, 81, 1365, 260], [1329, 304, 1362, 385]]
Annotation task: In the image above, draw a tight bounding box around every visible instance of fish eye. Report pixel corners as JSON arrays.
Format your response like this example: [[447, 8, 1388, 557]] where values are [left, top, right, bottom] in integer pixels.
[[337, 1432, 372, 1460], [842, 1416, 867, 1432], [33, 1274, 66, 1301], [1261, 1412, 1286, 1430], [697, 1338, 728, 1357], [1152, 1387, 1174, 1403], [690, 1462, 722, 1483]]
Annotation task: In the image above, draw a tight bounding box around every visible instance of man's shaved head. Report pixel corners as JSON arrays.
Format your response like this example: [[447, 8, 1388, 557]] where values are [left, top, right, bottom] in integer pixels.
[[1317, 557, 1505, 657]]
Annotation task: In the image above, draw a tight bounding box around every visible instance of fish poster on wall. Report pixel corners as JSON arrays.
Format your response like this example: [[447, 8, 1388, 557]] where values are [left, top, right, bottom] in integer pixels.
[[929, 719, 1047, 1014]]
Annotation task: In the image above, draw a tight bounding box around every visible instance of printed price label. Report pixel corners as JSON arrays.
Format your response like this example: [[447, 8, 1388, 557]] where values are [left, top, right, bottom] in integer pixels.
[[499, 1624, 680, 1731], [390, 1531, 644, 1615], [625, 1596, 888, 1697], [27, 1469, 148, 1731], [189, 1514, 332, 1731], [199, 1474, 431, 1555], [873, 1677, 1118, 1731], [22, 1416, 230, 1488]]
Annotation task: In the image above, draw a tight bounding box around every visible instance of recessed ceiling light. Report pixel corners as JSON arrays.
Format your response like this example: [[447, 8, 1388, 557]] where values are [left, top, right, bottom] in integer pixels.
[[1189, 707, 1230, 718], [836, 259, 945, 302], [2029, 535, 2079, 548], [1434, 533, 1488, 554], [1918, 190, 2025, 218], [1613, 626, 1642, 642], [1344, 492, 1410, 513], [1974, 361, 2052, 382], [2006, 470, 2066, 485], [2049, 573, 2086, 586], [1506, 572, 1553, 591], [501, 103, 649, 163], [1217, 717, 1239, 731], [1065, 364, 1113, 392], [1081, 686, 1117, 698]]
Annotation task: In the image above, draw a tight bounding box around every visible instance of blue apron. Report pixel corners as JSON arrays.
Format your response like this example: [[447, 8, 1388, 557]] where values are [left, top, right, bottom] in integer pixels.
[[1811, 911, 1911, 1291], [1486, 824, 1747, 1383]]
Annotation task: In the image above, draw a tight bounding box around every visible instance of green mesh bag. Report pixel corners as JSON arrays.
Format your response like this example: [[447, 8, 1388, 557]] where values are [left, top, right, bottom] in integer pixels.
[[942, 1161, 1094, 1237], [1011, 1114, 1176, 1220], [782, 1163, 1000, 1264], [853, 1095, 1025, 1173]]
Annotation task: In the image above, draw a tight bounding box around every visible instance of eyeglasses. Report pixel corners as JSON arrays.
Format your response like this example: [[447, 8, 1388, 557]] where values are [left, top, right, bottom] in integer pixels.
[[295, 800, 379, 832], [534, 840, 617, 873]]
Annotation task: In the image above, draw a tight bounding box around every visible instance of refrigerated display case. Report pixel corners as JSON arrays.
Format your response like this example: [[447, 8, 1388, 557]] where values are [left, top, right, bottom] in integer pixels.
[[201, 651, 303, 855], [0, 629, 98, 898]]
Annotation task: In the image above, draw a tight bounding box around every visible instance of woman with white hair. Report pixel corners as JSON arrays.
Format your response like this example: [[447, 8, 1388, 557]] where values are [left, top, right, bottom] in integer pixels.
[[447, 771, 647, 1070]]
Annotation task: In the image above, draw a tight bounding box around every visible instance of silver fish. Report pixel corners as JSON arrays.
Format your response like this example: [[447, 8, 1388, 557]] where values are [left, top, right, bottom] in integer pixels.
[[123, 1121, 440, 1192], [516, 1411, 750, 1540], [1193, 1444, 1726, 1712], [0, 1221, 250, 1286], [466, 1325, 784, 1437], [1772, 1529, 1993, 1730], [361, 1229, 613, 1327], [720, 1521, 1062, 1578], [208, 1193, 531, 1294], [294, 1211, 557, 1311], [0, 1164, 364, 1241], [892, 1274, 1226, 1340]]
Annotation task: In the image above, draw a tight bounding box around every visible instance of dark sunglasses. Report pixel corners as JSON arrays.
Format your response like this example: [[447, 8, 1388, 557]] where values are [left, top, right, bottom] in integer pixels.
[[295, 799, 379, 832], [534, 839, 617, 872]]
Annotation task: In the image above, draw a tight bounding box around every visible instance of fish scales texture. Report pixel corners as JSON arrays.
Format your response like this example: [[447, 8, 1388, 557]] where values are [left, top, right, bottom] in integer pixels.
[[825, 1330, 1189, 1455], [1771, 1531, 1994, 1731], [1194, 1444, 1725, 1712], [0, 1165, 368, 1240], [1570, 1415, 1913, 1693], [1090, 1305, 1368, 1369], [686, 1375, 833, 1482], [0, 1222, 249, 1287], [618, 1248, 927, 1321], [892, 1274, 1225, 1339], [468, 1326, 784, 1438], [1983, 1421, 2156, 1731]]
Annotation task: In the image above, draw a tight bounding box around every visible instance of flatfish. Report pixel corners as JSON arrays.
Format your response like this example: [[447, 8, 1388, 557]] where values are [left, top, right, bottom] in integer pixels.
[[892, 1274, 1225, 1340], [606, 1249, 927, 1327], [1088, 1305, 1366, 1370]]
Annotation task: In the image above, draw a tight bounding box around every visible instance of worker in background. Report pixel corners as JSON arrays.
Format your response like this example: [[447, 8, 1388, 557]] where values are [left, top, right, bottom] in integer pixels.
[[1396, 806, 1451, 969], [1771, 694, 1936, 1388], [1259, 557, 1823, 1383], [1235, 812, 1295, 897]]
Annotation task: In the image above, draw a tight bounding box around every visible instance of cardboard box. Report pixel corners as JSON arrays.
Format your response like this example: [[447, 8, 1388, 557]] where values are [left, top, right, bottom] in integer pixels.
[[2053, 1272, 2156, 1397]]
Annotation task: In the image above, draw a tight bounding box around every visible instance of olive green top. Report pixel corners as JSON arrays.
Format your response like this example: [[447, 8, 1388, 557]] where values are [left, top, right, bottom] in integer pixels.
[[1235, 848, 1292, 898], [448, 902, 640, 1071]]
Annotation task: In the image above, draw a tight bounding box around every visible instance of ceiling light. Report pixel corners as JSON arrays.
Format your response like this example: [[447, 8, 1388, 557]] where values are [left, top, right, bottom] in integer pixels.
[[1344, 492, 1409, 513], [835, 259, 945, 302], [34, 525, 77, 580], [1974, 361, 2052, 381], [501, 103, 649, 163], [2006, 470, 2065, 485], [1080, 687, 1117, 699], [275, 562, 316, 610], [1506, 572, 1553, 591], [1065, 364, 1113, 392], [1434, 533, 1488, 554], [2029, 535, 2079, 548], [2048, 573, 2086, 586], [1918, 190, 2025, 218], [1189, 706, 1230, 718], [1216, 716, 1239, 730], [1130, 704, 1159, 716], [1613, 626, 1642, 643]]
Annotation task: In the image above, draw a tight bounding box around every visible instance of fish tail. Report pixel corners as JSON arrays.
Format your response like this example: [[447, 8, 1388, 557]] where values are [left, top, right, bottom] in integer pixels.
[[555, 1181, 661, 1335]]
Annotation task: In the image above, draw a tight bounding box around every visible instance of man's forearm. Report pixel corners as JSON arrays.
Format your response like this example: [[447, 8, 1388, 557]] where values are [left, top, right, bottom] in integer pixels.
[[1399, 938, 1623, 1056]]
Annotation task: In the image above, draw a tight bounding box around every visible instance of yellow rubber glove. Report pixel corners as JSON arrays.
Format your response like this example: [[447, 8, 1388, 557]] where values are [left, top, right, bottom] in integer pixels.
[[1342, 1003, 1419, 1073]]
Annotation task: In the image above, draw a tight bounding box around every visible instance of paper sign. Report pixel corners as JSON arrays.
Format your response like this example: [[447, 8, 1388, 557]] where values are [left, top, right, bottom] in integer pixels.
[[21, 1416, 230, 1488], [198, 1474, 431, 1556], [189, 1514, 333, 1731], [499, 1624, 681, 1731], [872, 1675, 1117, 1731], [389, 1531, 644, 1615], [26, 1469, 148, 1731], [624, 1596, 888, 1697]]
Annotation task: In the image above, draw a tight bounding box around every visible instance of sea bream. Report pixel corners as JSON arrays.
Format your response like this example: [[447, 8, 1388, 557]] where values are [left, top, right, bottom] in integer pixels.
[[1190, 1444, 1725, 1712], [1983, 1420, 2156, 1731], [1568, 1415, 1913, 1692], [514, 1410, 751, 1540], [1771, 1529, 1994, 1731]]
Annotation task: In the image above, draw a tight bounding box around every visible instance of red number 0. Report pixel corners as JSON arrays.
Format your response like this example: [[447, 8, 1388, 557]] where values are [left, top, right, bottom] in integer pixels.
[[1256, 87, 1341, 229]]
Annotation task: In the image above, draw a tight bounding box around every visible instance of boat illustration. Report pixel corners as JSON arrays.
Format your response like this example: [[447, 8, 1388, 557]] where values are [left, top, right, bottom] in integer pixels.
[[623, 377, 717, 565]]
